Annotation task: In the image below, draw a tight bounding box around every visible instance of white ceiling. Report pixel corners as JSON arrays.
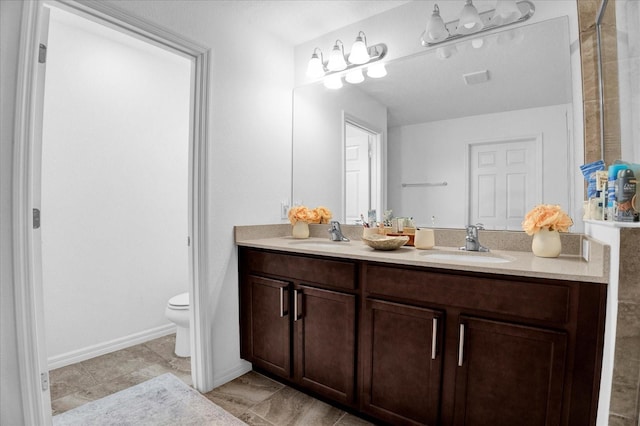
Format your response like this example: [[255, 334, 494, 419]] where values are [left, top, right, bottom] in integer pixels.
[[220, 0, 413, 45]]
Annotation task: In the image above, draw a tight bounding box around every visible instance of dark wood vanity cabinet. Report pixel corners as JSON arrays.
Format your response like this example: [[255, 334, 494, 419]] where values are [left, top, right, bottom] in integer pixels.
[[239, 248, 358, 406], [363, 263, 606, 426], [239, 247, 606, 426]]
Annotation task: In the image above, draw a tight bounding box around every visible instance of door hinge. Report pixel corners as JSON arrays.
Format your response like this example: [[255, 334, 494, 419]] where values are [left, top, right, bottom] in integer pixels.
[[187, 236, 191, 246], [41, 372, 49, 391], [33, 208, 40, 229], [38, 43, 47, 64]]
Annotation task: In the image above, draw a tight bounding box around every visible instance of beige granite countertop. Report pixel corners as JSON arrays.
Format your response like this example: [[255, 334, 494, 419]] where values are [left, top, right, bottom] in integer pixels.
[[235, 224, 609, 284]]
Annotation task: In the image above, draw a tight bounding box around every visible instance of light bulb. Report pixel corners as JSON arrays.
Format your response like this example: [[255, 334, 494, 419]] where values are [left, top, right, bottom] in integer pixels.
[[491, 0, 522, 25], [471, 38, 484, 49], [367, 63, 387, 79], [436, 45, 457, 60], [324, 74, 343, 89], [424, 4, 449, 43], [345, 69, 365, 84], [348, 32, 370, 64], [327, 41, 347, 71], [497, 27, 525, 45], [457, 0, 484, 35]]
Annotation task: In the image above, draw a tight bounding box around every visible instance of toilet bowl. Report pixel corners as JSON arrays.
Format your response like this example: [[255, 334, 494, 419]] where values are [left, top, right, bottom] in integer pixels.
[[165, 292, 190, 357]]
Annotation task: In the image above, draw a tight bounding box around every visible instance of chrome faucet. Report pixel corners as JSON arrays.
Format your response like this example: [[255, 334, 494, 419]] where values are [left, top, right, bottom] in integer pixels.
[[328, 221, 350, 242], [461, 224, 489, 252]]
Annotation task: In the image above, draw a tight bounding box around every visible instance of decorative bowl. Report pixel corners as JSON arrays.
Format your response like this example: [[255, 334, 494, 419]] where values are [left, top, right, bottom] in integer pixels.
[[362, 234, 410, 251]]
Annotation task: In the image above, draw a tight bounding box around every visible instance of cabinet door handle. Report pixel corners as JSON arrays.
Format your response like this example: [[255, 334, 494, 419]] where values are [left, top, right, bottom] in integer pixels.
[[279, 287, 287, 317], [431, 317, 438, 360], [458, 323, 465, 367], [293, 289, 301, 321]]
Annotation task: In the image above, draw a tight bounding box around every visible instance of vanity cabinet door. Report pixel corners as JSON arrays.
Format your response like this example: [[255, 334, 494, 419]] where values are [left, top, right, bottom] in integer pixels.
[[453, 316, 567, 426], [361, 299, 444, 426], [293, 285, 356, 405], [243, 275, 291, 379]]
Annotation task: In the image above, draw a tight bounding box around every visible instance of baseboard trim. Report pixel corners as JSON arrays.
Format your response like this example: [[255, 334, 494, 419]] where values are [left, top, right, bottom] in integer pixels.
[[47, 324, 177, 370], [210, 360, 252, 390]]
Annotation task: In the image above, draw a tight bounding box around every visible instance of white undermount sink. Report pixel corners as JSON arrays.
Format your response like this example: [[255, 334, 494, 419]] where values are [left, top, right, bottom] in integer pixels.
[[420, 251, 513, 264]]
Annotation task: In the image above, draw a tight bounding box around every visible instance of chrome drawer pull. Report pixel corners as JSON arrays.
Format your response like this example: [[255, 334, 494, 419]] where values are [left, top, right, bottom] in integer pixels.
[[431, 317, 438, 360], [279, 287, 286, 317], [458, 323, 465, 367], [294, 289, 300, 321]]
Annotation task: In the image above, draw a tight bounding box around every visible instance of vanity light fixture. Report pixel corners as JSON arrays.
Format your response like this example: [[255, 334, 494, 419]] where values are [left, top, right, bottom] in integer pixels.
[[305, 31, 388, 88], [421, 0, 535, 47]]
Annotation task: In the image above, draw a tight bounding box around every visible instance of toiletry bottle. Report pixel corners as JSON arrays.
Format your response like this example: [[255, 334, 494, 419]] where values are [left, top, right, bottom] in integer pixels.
[[615, 168, 637, 222], [606, 164, 628, 220]]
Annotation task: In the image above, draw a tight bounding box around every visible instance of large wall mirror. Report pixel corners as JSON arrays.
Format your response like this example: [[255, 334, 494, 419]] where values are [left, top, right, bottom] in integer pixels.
[[293, 12, 578, 229]]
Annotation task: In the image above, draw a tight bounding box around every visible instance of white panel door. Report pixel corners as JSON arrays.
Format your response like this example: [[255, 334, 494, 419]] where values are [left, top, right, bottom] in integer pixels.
[[469, 138, 541, 230], [345, 125, 370, 224]]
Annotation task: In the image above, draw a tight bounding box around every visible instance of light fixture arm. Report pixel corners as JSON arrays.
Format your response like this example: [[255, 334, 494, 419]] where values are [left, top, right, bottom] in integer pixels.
[[420, 0, 535, 47]]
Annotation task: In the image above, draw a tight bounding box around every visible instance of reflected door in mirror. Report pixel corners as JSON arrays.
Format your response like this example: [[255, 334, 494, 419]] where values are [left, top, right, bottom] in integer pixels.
[[345, 121, 381, 224], [469, 137, 541, 230]]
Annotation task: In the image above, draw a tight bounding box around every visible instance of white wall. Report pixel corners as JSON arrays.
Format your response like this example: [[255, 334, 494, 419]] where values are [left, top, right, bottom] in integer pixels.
[[41, 7, 190, 363], [388, 103, 572, 228]]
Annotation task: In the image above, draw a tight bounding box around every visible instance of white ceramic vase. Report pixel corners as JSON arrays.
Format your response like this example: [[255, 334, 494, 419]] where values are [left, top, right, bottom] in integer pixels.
[[531, 228, 562, 258], [292, 221, 310, 239]]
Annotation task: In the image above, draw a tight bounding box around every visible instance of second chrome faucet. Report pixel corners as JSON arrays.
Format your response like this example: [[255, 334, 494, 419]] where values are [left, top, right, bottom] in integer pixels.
[[461, 224, 489, 252]]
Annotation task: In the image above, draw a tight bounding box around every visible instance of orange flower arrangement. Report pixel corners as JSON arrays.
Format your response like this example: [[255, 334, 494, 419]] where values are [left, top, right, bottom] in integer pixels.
[[288, 205, 332, 225], [522, 204, 573, 236]]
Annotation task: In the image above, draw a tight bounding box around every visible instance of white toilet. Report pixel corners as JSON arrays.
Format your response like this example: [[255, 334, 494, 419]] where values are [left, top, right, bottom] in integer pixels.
[[165, 292, 190, 357]]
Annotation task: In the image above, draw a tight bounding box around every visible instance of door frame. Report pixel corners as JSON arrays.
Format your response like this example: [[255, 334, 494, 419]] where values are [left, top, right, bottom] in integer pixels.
[[12, 1, 211, 423]]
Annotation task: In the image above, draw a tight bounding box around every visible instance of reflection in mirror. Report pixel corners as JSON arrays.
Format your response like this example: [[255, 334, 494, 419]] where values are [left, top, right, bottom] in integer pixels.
[[293, 82, 387, 221], [293, 16, 575, 229], [345, 120, 382, 224]]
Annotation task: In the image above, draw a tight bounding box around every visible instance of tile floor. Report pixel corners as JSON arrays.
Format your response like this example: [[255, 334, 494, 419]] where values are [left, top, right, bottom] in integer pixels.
[[49, 334, 191, 415], [50, 334, 373, 425]]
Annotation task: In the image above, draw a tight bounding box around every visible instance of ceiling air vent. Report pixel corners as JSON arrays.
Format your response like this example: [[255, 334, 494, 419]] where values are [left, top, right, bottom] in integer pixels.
[[463, 70, 490, 85]]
